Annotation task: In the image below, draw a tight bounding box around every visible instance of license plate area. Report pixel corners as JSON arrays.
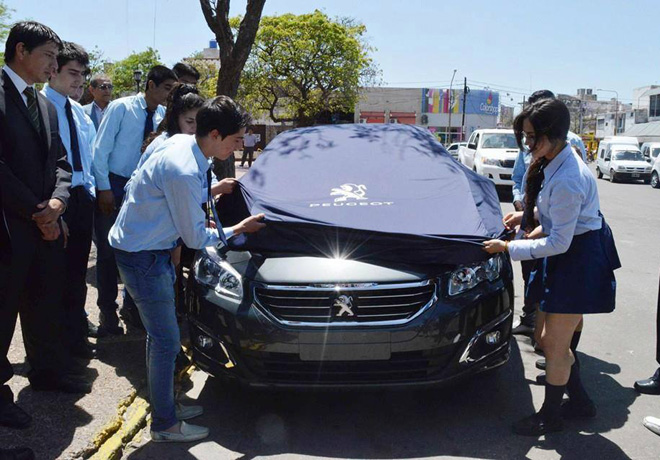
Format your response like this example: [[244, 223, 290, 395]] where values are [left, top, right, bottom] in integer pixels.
[[299, 343, 391, 361], [631, 173, 640, 178]]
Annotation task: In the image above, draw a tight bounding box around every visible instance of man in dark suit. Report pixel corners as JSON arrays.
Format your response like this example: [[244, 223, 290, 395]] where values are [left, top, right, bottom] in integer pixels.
[[83, 73, 112, 130], [0, 21, 90, 431]]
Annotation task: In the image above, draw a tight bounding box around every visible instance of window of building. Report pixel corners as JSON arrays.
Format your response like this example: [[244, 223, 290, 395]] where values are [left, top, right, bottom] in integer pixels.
[[650, 95, 660, 117], [597, 119, 605, 129]]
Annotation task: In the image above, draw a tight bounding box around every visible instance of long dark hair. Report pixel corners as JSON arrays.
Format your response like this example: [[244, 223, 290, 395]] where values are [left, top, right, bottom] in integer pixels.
[[513, 98, 570, 230], [142, 83, 205, 152]]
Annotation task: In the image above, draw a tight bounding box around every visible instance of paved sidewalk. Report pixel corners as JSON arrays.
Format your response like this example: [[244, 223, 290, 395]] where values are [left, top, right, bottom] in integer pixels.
[[0, 246, 147, 459]]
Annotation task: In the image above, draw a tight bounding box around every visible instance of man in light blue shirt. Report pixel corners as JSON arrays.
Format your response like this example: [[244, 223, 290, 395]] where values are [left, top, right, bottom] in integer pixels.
[[92, 65, 177, 335], [110, 97, 265, 442], [42, 42, 99, 358]]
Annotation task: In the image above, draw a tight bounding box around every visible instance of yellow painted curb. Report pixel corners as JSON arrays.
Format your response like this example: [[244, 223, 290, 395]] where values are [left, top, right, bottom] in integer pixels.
[[89, 396, 150, 460]]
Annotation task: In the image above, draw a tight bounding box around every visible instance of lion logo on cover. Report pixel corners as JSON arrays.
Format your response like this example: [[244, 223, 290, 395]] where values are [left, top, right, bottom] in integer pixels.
[[330, 184, 367, 202]]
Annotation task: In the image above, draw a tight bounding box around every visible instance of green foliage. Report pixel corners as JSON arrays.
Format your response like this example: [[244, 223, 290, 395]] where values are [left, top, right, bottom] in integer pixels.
[[237, 10, 380, 126], [186, 52, 219, 99], [0, 0, 14, 65], [108, 48, 162, 97]]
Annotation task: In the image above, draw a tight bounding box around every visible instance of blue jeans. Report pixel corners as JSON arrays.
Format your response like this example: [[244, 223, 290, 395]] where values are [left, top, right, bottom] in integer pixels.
[[94, 173, 136, 317], [114, 249, 179, 431]]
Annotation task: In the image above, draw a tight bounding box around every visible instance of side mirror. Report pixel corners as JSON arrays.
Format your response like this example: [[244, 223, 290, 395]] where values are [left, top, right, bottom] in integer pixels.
[[468, 143, 477, 150]]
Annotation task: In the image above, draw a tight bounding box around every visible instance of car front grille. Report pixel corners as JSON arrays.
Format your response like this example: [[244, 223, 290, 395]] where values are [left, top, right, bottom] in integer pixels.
[[500, 159, 515, 168], [253, 280, 436, 326], [621, 167, 648, 172]]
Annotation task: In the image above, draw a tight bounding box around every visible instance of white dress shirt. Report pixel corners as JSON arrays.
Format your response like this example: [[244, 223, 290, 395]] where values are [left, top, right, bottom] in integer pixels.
[[3, 65, 30, 106]]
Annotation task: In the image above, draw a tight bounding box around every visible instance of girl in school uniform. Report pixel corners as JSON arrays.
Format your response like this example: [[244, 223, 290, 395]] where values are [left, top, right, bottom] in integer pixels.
[[483, 98, 621, 436]]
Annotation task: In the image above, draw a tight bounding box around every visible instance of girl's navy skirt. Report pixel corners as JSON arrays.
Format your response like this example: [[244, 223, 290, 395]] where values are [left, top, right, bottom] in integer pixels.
[[526, 216, 621, 314]]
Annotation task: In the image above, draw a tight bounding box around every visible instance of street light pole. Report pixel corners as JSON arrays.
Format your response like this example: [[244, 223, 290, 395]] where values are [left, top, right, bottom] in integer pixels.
[[446, 69, 457, 145], [133, 69, 143, 95], [597, 89, 619, 135]]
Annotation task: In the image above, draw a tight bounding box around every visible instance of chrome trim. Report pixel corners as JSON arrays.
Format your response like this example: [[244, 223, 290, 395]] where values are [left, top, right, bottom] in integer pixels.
[[252, 280, 437, 328], [459, 310, 512, 365]]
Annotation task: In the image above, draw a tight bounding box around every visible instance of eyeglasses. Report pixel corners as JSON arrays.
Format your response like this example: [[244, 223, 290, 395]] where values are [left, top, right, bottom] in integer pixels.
[[96, 84, 113, 90]]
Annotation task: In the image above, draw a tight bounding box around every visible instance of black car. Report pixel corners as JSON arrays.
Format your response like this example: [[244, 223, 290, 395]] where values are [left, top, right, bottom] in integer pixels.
[[186, 124, 514, 388]]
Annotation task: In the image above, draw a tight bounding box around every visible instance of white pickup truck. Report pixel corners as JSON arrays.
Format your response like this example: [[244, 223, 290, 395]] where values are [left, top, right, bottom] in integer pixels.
[[458, 129, 519, 186]]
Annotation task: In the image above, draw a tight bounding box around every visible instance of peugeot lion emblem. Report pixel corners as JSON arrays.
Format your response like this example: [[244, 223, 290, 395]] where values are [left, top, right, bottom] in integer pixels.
[[333, 295, 355, 317], [330, 183, 367, 202]]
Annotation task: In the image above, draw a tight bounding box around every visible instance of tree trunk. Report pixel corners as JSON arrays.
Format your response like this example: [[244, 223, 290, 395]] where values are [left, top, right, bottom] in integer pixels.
[[200, 0, 267, 179]]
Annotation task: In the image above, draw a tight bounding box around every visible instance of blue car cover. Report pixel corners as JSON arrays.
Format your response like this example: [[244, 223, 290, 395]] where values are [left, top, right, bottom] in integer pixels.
[[217, 124, 506, 266]]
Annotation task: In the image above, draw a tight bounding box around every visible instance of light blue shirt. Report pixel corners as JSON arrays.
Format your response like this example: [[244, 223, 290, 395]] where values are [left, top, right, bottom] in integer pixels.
[[512, 149, 531, 204], [41, 84, 96, 196], [108, 134, 233, 252], [133, 133, 218, 192], [92, 93, 165, 190], [508, 143, 602, 261], [567, 131, 587, 162]]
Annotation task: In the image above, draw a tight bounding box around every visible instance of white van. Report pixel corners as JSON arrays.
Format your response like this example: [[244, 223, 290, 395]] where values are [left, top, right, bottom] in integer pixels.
[[640, 142, 660, 165], [596, 137, 652, 183], [458, 129, 518, 186]]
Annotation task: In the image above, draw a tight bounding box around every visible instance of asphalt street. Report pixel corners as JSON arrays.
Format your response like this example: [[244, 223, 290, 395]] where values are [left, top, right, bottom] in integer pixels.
[[124, 164, 659, 460]]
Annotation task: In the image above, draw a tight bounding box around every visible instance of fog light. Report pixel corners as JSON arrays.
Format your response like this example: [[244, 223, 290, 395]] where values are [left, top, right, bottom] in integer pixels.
[[485, 331, 501, 345], [196, 335, 214, 349]]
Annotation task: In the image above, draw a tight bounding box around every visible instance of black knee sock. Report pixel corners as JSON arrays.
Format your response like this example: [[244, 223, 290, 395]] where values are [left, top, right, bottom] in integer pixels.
[[566, 330, 592, 403], [540, 382, 565, 419]]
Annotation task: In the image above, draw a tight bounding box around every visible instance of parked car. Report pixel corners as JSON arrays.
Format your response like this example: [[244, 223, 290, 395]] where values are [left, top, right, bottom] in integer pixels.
[[186, 124, 514, 388], [651, 155, 660, 188], [458, 129, 518, 186], [641, 142, 660, 164], [596, 137, 651, 183], [446, 142, 467, 159]]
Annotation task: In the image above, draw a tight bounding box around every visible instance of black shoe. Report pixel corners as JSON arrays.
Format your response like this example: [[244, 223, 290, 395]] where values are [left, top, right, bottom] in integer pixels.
[[512, 319, 535, 336], [561, 399, 597, 419], [31, 375, 92, 394], [99, 312, 124, 336], [512, 412, 564, 436], [536, 374, 546, 385], [119, 309, 145, 332], [536, 358, 546, 370], [0, 402, 32, 429], [634, 368, 660, 395], [0, 447, 35, 460], [88, 319, 103, 338]]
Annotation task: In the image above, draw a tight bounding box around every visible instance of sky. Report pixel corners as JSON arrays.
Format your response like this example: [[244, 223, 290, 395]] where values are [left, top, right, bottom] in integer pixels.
[[7, 0, 659, 106]]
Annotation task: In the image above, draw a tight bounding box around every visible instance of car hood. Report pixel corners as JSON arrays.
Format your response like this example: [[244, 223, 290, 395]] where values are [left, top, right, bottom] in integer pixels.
[[225, 251, 427, 284], [217, 124, 506, 266], [479, 148, 519, 158]]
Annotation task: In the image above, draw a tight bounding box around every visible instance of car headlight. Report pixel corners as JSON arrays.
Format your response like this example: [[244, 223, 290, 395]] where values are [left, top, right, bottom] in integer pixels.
[[481, 157, 500, 166], [616, 165, 625, 171], [448, 255, 502, 296], [193, 247, 243, 303]]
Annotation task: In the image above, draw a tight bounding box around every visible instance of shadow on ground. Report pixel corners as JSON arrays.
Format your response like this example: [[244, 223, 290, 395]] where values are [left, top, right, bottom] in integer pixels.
[[125, 338, 635, 460]]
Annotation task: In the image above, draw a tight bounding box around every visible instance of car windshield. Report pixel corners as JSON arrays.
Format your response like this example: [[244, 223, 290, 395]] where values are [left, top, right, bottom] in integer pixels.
[[652, 148, 660, 158], [613, 150, 644, 161], [481, 133, 518, 149]]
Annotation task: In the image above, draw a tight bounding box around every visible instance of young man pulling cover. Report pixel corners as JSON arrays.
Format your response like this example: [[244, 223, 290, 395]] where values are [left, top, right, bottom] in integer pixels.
[[108, 96, 266, 442]]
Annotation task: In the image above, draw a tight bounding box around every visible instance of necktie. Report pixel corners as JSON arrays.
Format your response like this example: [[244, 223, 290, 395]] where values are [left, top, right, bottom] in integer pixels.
[[144, 108, 155, 140], [65, 99, 83, 172], [206, 168, 227, 246], [23, 87, 41, 133]]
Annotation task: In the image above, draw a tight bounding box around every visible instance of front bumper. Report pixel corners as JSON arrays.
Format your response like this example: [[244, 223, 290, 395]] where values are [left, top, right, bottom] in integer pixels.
[[478, 164, 513, 186], [614, 171, 651, 181], [186, 267, 514, 389]]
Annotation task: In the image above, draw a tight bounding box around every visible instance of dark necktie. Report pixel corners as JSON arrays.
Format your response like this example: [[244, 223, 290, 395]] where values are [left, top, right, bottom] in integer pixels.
[[144, 108, 155, 140], [23, 87, 41, 133], [65, 99, 83, 172]]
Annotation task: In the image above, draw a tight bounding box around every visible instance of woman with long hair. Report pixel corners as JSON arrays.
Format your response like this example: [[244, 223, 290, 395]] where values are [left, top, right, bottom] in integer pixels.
[[484, 98, 620, 436]]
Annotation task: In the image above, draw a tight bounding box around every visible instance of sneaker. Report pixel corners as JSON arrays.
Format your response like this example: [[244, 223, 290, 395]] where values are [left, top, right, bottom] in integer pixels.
[[643, 416, 660, 437], [175, 403, 203, 421], [151, 421, 209, 443], [512, 319, 534, 336]]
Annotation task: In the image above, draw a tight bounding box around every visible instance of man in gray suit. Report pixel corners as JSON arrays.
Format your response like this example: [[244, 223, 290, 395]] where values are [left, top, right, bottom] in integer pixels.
[[83, 74, 112, 130]]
